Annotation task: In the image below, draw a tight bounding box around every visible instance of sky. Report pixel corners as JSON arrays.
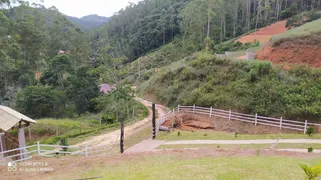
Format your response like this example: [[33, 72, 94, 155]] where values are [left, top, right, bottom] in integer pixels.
[[42, 0, 141, 18]]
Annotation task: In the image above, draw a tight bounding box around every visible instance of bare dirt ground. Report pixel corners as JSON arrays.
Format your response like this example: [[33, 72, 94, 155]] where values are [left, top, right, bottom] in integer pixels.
[[257, 42, 321, 68], [237, 20, 288, 44], [162, 113, 299, 134], [74, 98, 168, 148], [1, 148, 319, 180]]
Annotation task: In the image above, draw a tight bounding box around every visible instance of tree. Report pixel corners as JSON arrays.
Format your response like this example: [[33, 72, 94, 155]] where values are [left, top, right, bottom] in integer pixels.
[[67, 66, 99, 115], [16, 86, 66, 118]]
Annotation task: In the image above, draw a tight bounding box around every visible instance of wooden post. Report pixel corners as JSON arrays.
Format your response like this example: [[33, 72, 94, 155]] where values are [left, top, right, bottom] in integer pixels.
[[193, 105, 195, 114], [280, 117, 283, 129], [210, 107, 212, 117], [85, 144, 88, 157], [152, 104, 156, 139], [28, 126, 32, 141], [178, 105, 180, 112], [304, 120, 308, 134], [37, 141, 40, 154], [255, 113, 258, 126], [120, 117, 124, 153], [228, 110, 231, 121]]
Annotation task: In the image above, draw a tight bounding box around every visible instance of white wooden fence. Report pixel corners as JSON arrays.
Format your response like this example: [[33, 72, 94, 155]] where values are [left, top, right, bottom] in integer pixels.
[[156, 105, 321, 135], [0, 142, 118, 166]]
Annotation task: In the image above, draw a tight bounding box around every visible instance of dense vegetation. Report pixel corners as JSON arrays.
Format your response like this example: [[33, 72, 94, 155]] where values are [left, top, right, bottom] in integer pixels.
[[1, 0, 321, 123], [136, 54, 321, 121]]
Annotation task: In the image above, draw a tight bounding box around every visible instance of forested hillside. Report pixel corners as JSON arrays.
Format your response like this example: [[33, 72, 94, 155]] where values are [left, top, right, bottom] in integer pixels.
[[66, 14, 110, 30], [1, 0, 321, 122], [91, 0, 321, 62]]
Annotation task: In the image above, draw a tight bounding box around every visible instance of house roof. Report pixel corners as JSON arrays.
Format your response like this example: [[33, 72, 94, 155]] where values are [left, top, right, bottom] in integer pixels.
[[99, 83, 113, 94], [0, 106, 36, 132]]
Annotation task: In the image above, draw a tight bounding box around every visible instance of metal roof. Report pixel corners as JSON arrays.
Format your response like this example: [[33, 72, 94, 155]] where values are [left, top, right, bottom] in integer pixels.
[[0, 106, 36, 132]]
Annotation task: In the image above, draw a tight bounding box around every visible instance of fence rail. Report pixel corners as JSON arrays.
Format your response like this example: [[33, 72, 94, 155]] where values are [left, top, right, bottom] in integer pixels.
[[156, 105, 321, 135], [0, 142, 118, 166]]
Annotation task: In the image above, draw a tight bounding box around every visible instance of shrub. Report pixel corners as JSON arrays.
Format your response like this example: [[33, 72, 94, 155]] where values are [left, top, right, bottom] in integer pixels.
[[308, 147, 313, 153], [300, 164, 321, 180], [59, 138, 69, 152], [286, 11, 321, 28], [101, 113, 116, 125], [307, 127, 314, 137]]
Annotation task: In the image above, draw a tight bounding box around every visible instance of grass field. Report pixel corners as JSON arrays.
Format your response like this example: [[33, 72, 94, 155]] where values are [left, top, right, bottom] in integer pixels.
[[156, 131, 321, 141], [47, 155, 319, 180], [157, 143, 321, 150], [271, 19, 321, 42]]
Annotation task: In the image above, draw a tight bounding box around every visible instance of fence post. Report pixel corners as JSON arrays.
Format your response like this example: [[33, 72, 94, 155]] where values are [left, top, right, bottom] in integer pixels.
[[37, 141, 40, 154], [304, 120, 308, 134], [152, 104, 156, 139], [228, 110, 231, 121], [255, 113, 257, 126], [85, 144, 88, 157], [178, 105, 180, 112], [280, 117, 283, 129], [193, 105, 195, 114], [120, 117, 124, 153], [210, 107, 212, 117]]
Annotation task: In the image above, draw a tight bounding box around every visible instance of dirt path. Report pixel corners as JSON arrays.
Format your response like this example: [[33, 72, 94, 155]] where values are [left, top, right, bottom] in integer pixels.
[[75, 97, 168, 148], [164, 139, 321, 145]]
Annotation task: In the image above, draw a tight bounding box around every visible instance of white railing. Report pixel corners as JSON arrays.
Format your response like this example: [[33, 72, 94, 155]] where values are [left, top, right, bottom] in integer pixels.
[[0, 142, 118, 166], [156, 105, 321, 135]]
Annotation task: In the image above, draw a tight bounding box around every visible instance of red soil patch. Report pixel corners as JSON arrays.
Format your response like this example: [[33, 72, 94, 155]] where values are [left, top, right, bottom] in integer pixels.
[[257, 42, 321, 68], [237, 20, 288, 44], [162, 113, 299, 134]]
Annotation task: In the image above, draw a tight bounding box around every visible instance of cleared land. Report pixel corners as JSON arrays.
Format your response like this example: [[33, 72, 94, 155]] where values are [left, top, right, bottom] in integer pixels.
[[237, 20, 287, 44], [257, 19, 321, 67]]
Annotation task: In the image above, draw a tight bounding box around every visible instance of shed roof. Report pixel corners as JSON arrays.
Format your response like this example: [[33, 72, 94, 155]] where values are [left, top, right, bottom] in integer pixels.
[[0, 106, 36, 132]]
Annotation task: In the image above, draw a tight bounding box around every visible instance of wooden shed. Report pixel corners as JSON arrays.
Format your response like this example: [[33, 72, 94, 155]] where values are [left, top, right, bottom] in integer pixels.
[[0, 105, 36, 159]]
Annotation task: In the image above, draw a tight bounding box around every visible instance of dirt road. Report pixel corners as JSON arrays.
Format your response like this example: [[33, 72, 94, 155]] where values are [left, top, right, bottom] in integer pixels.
[[75, 97, 168, 148]]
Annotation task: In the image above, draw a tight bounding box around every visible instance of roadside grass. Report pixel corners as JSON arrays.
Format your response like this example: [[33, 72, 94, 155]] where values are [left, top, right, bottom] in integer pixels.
[[271, 18, 321, 43], [157, 143, 321, 150], [124, 125, 152, 150], [26, 101, 150, 145], [48, 155, 319, 180], [156, 131, 321, 141]]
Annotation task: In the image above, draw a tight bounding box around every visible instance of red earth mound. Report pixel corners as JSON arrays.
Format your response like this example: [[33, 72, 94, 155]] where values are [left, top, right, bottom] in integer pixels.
[[161, 113, 302, 134], [237, 20, 288, 44], [257, 42, 321, 68]]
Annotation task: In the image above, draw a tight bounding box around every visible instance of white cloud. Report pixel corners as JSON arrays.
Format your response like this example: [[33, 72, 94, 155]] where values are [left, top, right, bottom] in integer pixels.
[[42, 0, 141, 18]]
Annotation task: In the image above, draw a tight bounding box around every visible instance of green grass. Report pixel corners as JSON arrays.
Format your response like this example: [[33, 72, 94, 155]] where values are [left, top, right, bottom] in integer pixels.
[[124, 125, 152, 150], [156, 131, 321, 141], [157, 143, 321, 150], [48, 155, 320, 180], [272, 19, 321, 42]]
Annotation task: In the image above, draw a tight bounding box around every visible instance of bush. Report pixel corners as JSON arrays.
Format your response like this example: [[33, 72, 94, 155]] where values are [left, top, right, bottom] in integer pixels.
[[286, 11, 321, 28], [308, 147, 313, 153], [306, 127, 314, 136], [59, 138, 69, 152], [101, 113, 116, 125]]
